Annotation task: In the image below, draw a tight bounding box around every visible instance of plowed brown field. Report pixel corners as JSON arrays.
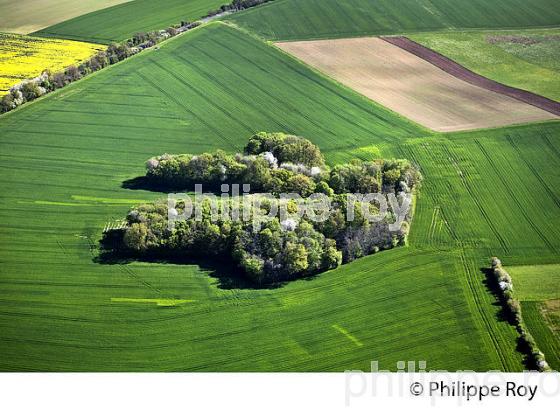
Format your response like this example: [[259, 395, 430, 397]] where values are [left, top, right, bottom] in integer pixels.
[[276, 37, 558, 132]]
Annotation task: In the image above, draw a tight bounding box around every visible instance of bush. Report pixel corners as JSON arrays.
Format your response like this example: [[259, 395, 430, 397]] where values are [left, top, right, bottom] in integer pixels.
[[0, 93, 15, 113], [245, 132, 325, 167], [107, 43, 131, 64]]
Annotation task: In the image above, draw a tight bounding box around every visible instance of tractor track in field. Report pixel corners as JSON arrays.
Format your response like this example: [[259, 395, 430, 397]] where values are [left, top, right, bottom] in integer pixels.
[[458, 250, 512, 370], [542, 134, 560, 161], [474, 139, 556, 253], [136, 68, 237, 150], [506, 135, 560, 209], [217, 30, 404, 144], [443, 145, 509, 252], [191, 37, 394, 146], [382, 36, 560, 117]]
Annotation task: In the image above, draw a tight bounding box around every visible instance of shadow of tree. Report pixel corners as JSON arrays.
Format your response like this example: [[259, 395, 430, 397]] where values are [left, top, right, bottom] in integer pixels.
[[480, 267, 517, 325], [480, 266, 539, 370], [94, 250, 295, 290], [121, 176, 177, 193]]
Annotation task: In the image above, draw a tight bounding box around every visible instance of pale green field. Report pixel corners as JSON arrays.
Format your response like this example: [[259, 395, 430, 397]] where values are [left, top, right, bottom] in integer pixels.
[[508, 263, 560, 369], [410, 29, 560, 102], [508, 264, 560, 301]]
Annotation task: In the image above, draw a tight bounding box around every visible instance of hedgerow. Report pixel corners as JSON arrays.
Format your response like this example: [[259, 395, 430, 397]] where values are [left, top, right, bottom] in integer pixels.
[[490, 257, 551, 371]]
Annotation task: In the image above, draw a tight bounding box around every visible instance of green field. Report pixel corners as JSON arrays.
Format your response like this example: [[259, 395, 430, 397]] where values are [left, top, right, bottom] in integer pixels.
[[4, 22, 553, 370], [34, 0, 227, 43], [507, 264, 560, 368], [411, 29, 560, 102], [521, 301, 560, 370], [508, 264, 560, 301], [0, 0, 131, 34], [227, 0, 560, 41]]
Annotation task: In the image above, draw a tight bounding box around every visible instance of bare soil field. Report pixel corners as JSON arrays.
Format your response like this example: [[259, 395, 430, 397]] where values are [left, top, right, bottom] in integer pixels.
[[276, 37, 558, 132], [384, 36, 560, 116]]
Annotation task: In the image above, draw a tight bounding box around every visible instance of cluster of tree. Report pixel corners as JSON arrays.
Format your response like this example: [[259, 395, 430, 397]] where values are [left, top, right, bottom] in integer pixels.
[[490, 258, 550, 371], [102, 192, 410, 283], [102, 133, 420, 284], [234, 218, 342, 283], [146, 133, 328, 196], [330, 159, 421, 194], [208, 0, 275, 16], [101, 198, 342, 282], [146, 132, 420, 198]]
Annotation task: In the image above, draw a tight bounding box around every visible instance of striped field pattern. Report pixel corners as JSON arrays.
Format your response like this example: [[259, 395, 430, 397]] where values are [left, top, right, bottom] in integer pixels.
[[0, 23, 559, 370]]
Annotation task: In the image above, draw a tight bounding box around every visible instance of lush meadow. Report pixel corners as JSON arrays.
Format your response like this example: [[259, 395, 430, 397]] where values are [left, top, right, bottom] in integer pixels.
[[411, 29, 560, 102], [227, 0, 560, 41], [1, 23, 547, 370]]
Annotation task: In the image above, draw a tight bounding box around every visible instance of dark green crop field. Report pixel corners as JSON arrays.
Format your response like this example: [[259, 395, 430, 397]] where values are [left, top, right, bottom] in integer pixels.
[[34, 0, 227, 43], [227, 0, 560, 41], [0, 22, 558, 371], [521, 302, 560, 370]]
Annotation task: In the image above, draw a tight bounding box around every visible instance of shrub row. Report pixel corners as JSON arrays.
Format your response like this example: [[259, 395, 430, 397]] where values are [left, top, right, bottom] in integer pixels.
[[0, 31, 174, 114], [490, 257, 550, 371]]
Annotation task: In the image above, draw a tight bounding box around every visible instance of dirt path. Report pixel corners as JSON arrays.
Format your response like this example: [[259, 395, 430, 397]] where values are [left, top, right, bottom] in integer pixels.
[[382, 36, 560, 117]]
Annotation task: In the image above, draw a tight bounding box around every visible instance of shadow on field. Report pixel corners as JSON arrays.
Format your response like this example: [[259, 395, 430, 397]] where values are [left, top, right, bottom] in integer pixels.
[[480, 267, 537, 369], [94, 250, 291, 290], [481, 267, 514, 324], [122, 176, 177, 193]]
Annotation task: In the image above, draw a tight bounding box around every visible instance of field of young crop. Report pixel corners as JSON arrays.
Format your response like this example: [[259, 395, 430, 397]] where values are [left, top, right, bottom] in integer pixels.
[[2, 23, 549, 371], [0, 0, 130, 34], [397, 125, 560, 263], [508, 264, 560, 301], [410, 29, 560, 102], [507, 264, 560, 369], [0, 32, 102, 91], [521, 301, 560, 370], [227, 0, 560, 41], [34, 0, 228, 43]]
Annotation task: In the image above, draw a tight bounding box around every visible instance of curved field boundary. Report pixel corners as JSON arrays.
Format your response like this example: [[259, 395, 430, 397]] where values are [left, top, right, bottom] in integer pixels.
[[382, 36, 560, 117]]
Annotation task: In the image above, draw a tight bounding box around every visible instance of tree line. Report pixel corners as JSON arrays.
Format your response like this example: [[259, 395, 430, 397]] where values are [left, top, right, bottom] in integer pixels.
[[1, 37, 168, 114], [490, 257, 551, 371]]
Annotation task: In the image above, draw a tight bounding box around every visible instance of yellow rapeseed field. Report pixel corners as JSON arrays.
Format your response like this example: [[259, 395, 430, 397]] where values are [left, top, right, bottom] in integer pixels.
[[0, 32, 103, 91]]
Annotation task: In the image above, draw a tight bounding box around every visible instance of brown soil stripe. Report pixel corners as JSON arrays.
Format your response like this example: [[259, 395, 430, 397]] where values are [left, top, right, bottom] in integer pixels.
[[382, 36, 560, 117]]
